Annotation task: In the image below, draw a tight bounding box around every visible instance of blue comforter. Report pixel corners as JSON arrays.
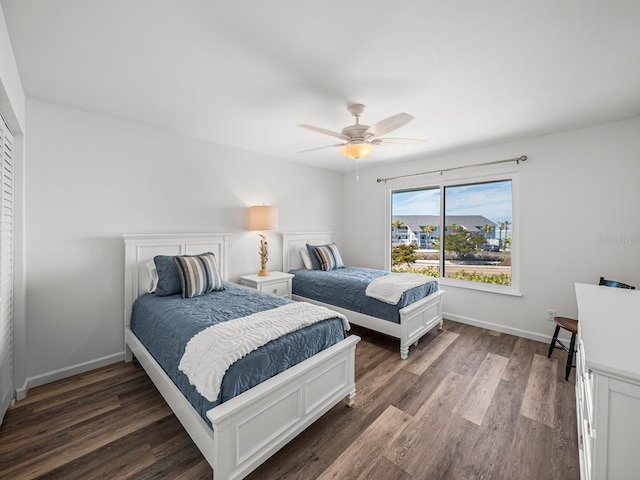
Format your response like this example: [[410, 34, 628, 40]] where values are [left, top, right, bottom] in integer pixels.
[[130, 282, 346, 425], [290, 266, 439, 323]]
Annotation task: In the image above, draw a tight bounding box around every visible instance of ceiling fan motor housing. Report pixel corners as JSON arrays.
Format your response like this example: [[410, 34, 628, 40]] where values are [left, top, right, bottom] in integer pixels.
[[341, 124, 370, 142]]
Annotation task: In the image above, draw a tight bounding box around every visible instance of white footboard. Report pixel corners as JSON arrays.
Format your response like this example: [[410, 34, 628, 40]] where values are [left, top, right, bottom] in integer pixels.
[[209, 335, 359, 479], [126, 329, 359, 480], [398, 289, 444, 359]]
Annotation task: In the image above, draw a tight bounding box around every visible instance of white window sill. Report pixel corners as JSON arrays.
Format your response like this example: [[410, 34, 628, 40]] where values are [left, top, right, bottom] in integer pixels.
[[438, 277, 522, 297]]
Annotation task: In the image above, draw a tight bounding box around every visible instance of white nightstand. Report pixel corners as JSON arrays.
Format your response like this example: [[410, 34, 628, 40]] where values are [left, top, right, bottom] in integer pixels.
[[239, 271, 294, 299]]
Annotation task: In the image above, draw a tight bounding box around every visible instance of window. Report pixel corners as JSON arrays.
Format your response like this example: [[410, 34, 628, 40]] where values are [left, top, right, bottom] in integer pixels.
[[390, 177, 516, 293]]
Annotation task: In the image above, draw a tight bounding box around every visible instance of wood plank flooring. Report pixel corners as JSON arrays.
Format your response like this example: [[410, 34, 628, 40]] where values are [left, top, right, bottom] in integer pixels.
[[0, 320, 580, 479]]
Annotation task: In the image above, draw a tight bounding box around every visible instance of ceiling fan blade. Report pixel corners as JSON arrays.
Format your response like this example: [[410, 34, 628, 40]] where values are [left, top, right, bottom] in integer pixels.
[[364, 113, 414, 138], [372, 137, 426, 145], [297, 143, 344, 154], [298, 124, 349, 141]]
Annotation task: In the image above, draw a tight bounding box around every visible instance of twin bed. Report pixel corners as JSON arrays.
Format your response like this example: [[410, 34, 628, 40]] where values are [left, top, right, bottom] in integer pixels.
[[123, 233, 359, 480], [123, 231, 444, 480], [282, 232, 445, 360]]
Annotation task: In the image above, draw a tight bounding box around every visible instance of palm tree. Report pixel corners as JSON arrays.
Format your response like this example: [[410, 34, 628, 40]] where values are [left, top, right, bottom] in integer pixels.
[[421, 224, 437, 248], [391, 220, 405, 244], [498, 220, 511, 250], [481, 223, 495, 251], [481, 223, 495, 239]]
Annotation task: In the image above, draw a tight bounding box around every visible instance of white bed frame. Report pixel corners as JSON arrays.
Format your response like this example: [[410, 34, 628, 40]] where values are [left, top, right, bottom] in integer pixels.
[[282, 232, 444, 360], [123, 233, 359, 480]]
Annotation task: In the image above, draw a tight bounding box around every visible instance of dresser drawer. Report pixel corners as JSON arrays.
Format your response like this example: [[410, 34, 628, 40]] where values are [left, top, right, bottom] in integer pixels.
[[577, 335, 595, 425], [582, 370, 594, 426], [581, 417, 594, 480]]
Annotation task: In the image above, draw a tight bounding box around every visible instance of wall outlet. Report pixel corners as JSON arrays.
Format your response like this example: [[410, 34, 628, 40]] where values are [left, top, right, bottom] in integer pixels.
[[547, 309, 557, 322]]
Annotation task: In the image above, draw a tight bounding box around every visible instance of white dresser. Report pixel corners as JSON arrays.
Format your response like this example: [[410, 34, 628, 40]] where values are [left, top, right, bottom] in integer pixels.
[[575, 283, 640, 480]]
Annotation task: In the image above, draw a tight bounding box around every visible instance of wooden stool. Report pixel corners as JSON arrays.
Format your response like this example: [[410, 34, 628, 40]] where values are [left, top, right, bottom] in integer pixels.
[[547, 316, 578, 381]]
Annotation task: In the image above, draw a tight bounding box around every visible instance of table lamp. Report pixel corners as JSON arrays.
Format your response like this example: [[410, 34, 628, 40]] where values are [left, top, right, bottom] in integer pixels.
[[246, 205, 279, 276]]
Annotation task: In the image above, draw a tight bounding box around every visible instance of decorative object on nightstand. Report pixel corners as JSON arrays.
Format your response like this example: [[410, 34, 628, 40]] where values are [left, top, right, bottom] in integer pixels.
[[246, 204, 278, 276], [239, 271, 294, 299]]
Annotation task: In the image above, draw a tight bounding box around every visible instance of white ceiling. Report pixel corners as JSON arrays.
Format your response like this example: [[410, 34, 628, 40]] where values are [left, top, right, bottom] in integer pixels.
[[3, 0, 640, 172]]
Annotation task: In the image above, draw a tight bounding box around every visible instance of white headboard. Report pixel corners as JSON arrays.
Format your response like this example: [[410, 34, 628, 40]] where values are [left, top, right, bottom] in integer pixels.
[[281, 231, 332, 272], [123, 233, 231, 330]]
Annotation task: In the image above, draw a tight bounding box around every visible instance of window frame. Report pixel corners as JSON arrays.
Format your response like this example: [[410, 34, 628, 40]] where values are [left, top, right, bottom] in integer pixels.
[[385, 171, 521, 296]]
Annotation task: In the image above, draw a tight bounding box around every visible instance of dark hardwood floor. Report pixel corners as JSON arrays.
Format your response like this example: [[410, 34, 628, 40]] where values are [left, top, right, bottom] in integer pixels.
[[0, 320, 580, 479]]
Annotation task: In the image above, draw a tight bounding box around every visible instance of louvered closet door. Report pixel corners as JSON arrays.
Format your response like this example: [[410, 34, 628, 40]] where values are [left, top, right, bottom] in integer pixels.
[[0, 115, 14, 423]]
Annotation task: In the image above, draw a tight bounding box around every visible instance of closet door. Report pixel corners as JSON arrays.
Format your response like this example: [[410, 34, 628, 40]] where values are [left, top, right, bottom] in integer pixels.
[[0, 115, 14, 423]]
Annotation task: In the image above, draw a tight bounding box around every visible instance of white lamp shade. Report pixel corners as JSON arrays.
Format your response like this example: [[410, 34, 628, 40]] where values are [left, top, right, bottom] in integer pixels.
[[341, 141, 373, 159], [247, 205, 279, 231]]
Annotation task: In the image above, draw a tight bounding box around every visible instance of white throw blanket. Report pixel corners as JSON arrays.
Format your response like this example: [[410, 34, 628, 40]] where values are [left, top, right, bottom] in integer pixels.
[[365, 273, 434, 305], [178, 302, 350, 402]]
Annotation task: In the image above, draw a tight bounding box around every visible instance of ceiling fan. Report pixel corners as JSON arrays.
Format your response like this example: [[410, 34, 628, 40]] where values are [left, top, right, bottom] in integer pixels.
[[298, 104, 425, 160]]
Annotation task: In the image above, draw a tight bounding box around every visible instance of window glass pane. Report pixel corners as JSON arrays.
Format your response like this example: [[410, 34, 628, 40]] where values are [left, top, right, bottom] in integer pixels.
[[443, 180, 512, 285], [390, 188, 440, 277]]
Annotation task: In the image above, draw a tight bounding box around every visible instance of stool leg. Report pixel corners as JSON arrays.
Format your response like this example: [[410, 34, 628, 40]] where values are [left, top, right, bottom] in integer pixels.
[[548, 325, 560, 358], [565, 332, 576, 381]]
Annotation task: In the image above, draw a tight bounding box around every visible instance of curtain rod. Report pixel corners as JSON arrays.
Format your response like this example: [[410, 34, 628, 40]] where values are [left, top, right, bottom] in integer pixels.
[[376, 155, 528, 183]]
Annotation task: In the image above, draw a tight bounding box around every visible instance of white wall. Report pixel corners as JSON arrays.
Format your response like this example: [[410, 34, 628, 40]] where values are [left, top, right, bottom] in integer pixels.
[[23, 98, 343, 389], [0, 5, 24, 130], [342, 117, 640, 342]]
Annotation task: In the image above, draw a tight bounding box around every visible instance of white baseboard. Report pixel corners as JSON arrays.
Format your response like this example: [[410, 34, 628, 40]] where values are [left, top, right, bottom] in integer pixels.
[[443, 312, 573, 346], [15, 378, 28, 401], [15, 351, 125, 401]]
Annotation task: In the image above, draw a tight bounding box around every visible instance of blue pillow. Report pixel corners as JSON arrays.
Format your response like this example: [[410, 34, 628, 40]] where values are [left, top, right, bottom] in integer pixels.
[[153, 255, 182, 296], [306, 244, 322, 270]]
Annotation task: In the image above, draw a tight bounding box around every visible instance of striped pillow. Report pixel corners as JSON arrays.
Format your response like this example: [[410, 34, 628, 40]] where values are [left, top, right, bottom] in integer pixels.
[[313, 244, 345, 271], [173, 252, 224, 298]]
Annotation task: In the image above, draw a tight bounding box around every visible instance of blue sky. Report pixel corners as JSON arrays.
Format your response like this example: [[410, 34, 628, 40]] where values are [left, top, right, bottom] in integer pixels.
[[392, 180, 512, 225]]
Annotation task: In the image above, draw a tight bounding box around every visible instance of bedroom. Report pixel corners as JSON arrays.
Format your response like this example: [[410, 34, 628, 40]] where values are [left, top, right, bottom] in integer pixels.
[[1, 1, 640, 479]]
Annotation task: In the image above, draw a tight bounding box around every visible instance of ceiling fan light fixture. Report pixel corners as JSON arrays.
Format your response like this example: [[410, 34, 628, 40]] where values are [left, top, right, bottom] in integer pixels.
[[341, 140, 373, 160]]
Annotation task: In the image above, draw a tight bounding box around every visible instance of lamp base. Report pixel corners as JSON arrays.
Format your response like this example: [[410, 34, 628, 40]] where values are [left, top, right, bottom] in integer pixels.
[[257, 233, 269, 277]]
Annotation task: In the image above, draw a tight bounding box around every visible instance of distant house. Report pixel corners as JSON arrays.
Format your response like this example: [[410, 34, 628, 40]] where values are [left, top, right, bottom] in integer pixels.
[[392, 215, 497, 248]]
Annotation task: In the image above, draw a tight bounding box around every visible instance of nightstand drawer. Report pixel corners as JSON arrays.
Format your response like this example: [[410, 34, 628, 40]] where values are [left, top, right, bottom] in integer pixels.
[[259, 280, 289, 297]]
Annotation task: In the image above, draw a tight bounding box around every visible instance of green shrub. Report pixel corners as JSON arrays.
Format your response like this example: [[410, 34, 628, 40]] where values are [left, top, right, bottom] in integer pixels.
[[447, 270, 511, 285], [390, 267, 510, 285], [391, 266, 440, 277], [391, 244, 417, 268]]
